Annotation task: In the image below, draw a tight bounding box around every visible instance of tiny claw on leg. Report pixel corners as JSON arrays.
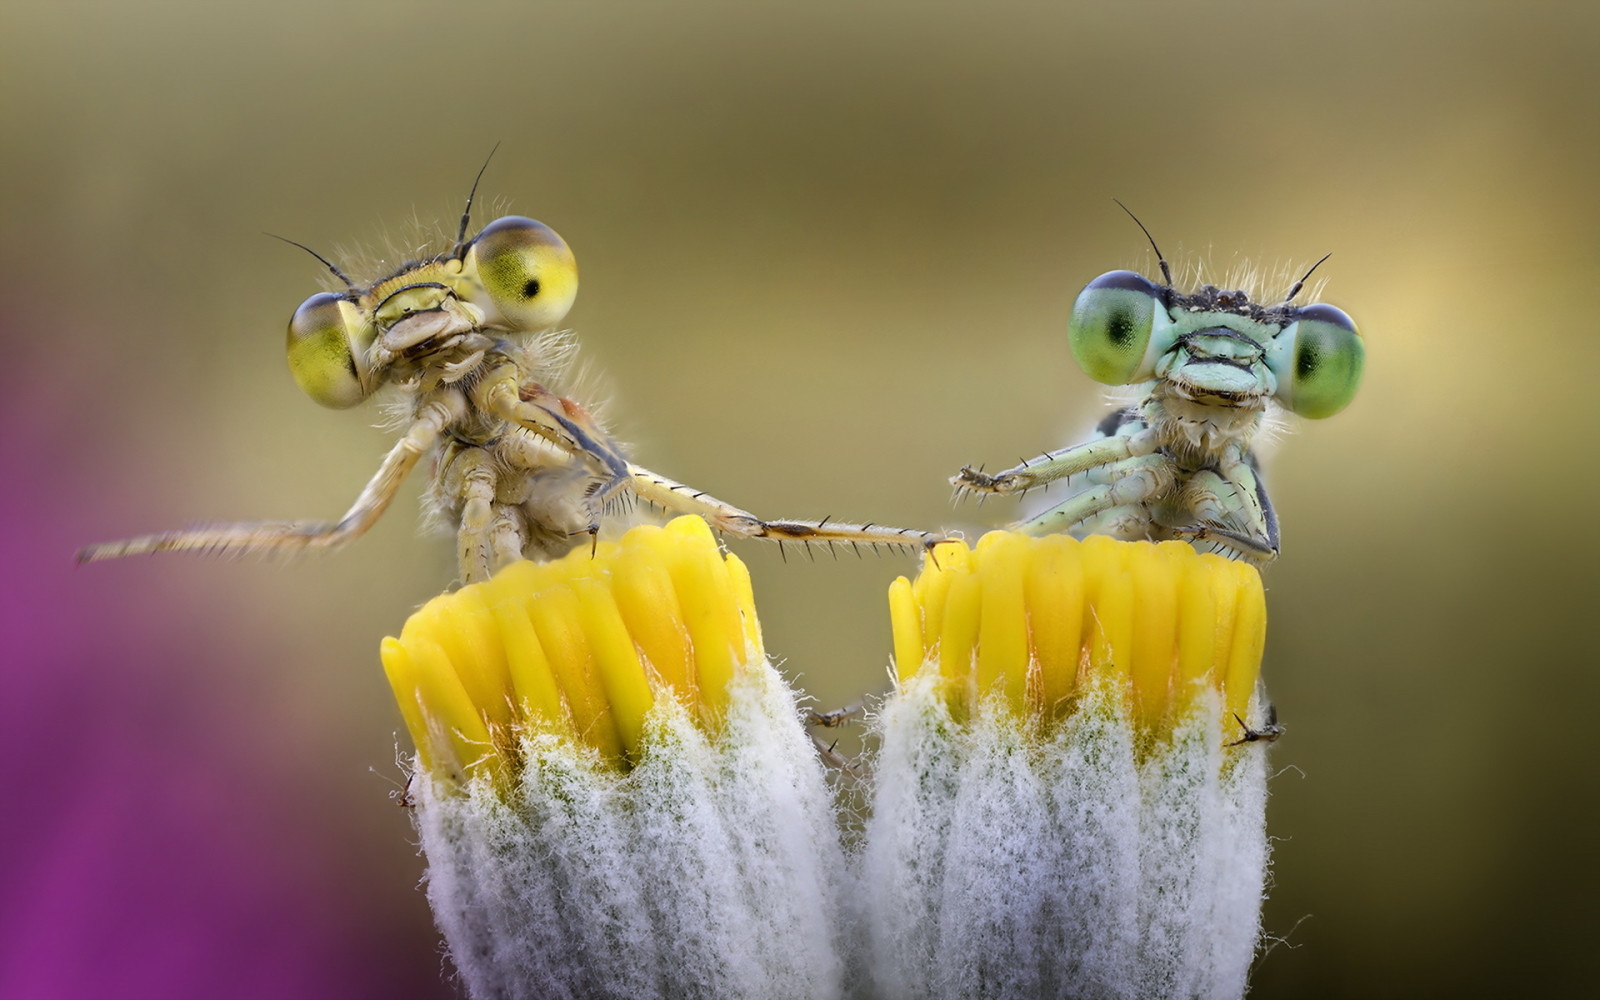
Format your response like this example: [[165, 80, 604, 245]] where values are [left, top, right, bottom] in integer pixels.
[[1226, 712, 1284, 747], [567, 524, 600, 557], [809, 732, 859, 773], [806, 702, 865, 771], [1171, 522, 1278, 564], [924, 535, 964, 571], [950, 464, 1000, 492], [951, 464, 1030, 496], [807, 702, 863, 728]]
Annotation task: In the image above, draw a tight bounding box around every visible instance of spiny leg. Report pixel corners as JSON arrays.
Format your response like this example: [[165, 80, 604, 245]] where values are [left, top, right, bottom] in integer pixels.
[[444, 446, 501, 584], [1227, 699, 1283, 746], [951, 429, 1156, 499], [1014, 456, 1174, 536], [496, 452, 608, 558], [806, 701, 865, 773], [78, 392, 465, 563], [484, 363, 946, 554], [477, 366, 629, 477], [626, 465, 942, 553], [1169, 462, 1279, 563], [477, 367, 633, 537], [487, 503, 527, 573], [1074, 497, 1157, 541], [807, 701, 864, 728], [483, 367, 944, 553]]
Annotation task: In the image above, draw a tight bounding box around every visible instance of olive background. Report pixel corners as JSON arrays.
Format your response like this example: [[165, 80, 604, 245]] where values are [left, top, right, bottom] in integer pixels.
[[3, 2, 1595, 997]]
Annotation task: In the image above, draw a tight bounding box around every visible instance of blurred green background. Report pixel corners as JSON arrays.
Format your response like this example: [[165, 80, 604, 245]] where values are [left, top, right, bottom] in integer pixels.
[[4, 1, 1596, 997]]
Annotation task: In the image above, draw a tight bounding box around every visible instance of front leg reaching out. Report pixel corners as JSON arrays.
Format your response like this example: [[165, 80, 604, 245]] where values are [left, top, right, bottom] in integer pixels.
[[628, 466, 942, 555], [952, 430, 1156, 498], [479, 366, 945, 556], [78, 391, 468, 564]]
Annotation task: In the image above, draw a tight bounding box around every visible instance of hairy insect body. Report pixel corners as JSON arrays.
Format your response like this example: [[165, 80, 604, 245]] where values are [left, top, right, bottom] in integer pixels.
[[427, 378, 558, 558], [1056, 392, 1276, 562]]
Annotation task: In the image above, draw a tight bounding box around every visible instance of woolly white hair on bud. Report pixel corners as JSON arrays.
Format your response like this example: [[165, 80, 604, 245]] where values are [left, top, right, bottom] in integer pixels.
[[856, 672, 963, 998], [413, 662, 846, 1000], [858, 673, 1269, 1000], [1135, 693, 1268, 999], [932, 697, 1059, 997], [1040, 676, 1143, 996], [415, 736, 656, 1000], [713, 663, 849, 994]]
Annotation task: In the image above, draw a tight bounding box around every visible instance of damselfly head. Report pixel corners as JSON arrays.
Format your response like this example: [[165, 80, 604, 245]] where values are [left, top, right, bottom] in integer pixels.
[[283, 216, 578, 410], [1067, 223, 1363, 418]]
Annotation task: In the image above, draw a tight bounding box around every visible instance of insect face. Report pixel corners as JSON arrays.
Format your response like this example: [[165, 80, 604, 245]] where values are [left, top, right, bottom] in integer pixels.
[[284, 216, 581, 411], [1070, 271, 1364, 418]]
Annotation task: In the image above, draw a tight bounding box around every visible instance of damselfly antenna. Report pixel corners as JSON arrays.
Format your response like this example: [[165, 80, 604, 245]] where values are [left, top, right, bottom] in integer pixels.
[[455, 141, 502, 253], [1112, 199, 1173, 287], [1280, 251, 1333, 305], [266, 233, 355, 290]]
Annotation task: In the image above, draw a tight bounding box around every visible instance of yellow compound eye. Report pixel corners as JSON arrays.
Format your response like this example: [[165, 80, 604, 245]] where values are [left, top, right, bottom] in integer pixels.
[[462, 216, 578, 332], [286, 292, 376, 408], [1266, 303, 1363, 418]]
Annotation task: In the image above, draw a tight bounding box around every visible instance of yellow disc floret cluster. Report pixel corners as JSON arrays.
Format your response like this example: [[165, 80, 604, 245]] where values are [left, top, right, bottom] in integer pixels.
[[891, 533, 1266, 733], [381, 517, 764, 782]]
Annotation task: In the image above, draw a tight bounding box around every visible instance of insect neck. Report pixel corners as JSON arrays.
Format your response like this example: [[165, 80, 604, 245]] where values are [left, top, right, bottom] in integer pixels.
[[1142, 384, 1264, 467]]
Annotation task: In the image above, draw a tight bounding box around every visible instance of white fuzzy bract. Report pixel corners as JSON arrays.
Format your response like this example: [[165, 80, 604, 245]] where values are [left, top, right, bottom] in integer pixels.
[[414, 662, 846, 1000], [858, 672, 1269, 1000]]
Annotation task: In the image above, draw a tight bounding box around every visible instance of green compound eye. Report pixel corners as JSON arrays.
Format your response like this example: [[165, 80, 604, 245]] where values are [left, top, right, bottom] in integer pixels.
[[286, 292, 376, 408], [463, 216, 578, 332], [1068, 270, 1166, 385], [1267, 303, 1363, 419]]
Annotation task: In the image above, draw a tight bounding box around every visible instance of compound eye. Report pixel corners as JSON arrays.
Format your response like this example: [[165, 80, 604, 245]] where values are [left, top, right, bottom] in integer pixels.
[[1268, 303, 1363, 419], [463, 216, 578, 332], [1068, 270, 1164, 384], [286, 292, 375, 408]]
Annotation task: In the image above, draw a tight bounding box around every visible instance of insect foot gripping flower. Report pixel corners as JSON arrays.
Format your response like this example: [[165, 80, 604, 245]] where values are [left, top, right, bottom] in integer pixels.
[[381, 516, 847, 1000], [861, 532, 1271, 1000]]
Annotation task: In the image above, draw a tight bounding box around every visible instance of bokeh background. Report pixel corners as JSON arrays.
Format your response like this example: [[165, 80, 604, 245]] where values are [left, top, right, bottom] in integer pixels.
[[3, 1, 1595, 997]]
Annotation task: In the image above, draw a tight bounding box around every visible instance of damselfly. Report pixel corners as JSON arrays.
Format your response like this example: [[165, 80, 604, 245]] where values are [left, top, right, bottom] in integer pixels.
[[952, 208, 1362, 563], [81, 164, 937, 583]]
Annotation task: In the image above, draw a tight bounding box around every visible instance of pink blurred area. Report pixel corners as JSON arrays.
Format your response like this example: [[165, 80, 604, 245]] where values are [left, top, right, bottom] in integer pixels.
[[0, 342, 451, 999], [4, 2, 1598, 997]]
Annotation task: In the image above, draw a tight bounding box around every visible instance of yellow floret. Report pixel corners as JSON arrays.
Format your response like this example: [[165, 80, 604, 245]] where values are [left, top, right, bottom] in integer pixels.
[[889, 532, 1266, 736], [381, 517, 766, 781]]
